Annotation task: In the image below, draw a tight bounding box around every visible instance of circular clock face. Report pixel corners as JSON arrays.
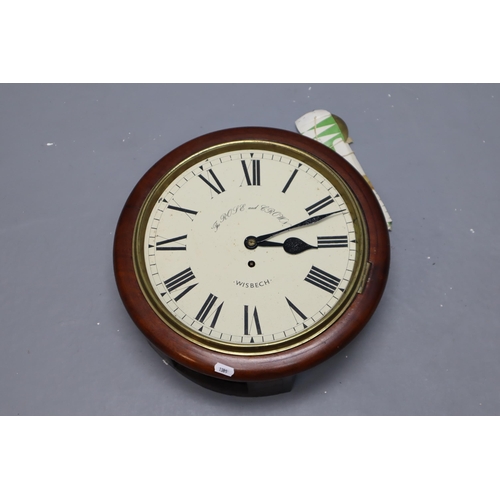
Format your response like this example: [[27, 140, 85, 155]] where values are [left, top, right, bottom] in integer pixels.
[[114, 127, 389, 381], [137, 146, 364, 353]]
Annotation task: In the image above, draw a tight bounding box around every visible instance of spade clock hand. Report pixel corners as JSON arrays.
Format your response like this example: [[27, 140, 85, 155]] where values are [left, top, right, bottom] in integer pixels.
[[244, 209, 345, 250], [258, 237, 317, 255]]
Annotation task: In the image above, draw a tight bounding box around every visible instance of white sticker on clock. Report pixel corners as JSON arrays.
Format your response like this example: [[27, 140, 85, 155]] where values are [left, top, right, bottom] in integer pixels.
[[214, 363, 235, 377]]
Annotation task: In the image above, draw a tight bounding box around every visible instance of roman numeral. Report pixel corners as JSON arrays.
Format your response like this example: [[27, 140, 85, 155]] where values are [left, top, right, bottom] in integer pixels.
[[241, 159, 260, 186], [285, 297, 307, 323], [195, 293, 224, 328], [282, 169, 299, 193], [167, 203, 198, 221], [163, 267, 197, 301], [155, 234, 187, 251], [305, 196, 334, 216], [244, 305, 262, 336], [317, 235, 348, 248], [199, 169, 225, 195], [304, 266, 340, 294]]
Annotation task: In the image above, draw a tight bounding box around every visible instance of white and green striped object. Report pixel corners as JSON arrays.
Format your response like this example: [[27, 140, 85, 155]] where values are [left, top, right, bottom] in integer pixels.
[[295, 110, 392, 230]]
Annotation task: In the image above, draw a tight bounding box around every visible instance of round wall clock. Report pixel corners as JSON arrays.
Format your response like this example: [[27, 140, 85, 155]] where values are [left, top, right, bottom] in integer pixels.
[[113, 127, 390, 396]]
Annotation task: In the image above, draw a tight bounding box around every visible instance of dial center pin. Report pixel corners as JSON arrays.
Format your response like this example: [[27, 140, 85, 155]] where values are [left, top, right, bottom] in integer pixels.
[[244, 236, 257, 249]]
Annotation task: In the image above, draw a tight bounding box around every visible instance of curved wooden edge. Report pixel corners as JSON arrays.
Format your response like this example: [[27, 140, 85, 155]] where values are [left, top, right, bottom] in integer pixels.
[[113, 127, 390, 382]]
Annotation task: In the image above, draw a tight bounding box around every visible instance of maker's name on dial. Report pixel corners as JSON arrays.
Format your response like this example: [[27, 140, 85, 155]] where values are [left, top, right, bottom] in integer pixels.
[[212, 204, 289, 232]]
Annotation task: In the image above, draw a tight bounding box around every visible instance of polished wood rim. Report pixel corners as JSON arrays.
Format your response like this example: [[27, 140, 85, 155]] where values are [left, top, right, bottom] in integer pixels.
[[113, 127, 390, 382]]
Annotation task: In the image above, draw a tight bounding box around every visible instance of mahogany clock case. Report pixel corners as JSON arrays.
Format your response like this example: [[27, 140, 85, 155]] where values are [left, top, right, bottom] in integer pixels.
[[113, 127, 390, 389]]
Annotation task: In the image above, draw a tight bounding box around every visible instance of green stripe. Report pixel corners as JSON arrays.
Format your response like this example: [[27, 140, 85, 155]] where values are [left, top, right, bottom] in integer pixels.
[[306, 115, 346, 149]]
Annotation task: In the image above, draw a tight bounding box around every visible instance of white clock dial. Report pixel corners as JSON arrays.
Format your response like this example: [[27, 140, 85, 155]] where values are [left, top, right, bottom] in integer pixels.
[[139, 145, 363, 352]]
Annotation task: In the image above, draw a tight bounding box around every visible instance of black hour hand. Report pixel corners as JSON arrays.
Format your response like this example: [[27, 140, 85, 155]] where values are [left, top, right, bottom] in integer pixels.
[[258, 237, 317, 255]]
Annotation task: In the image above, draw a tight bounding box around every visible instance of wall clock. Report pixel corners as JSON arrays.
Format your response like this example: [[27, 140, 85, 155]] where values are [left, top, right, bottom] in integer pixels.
[[113, 127, 390, 396]]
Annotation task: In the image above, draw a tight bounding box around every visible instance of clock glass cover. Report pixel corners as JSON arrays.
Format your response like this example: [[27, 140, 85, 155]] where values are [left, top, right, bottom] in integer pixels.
[[133, 140, 368, 355]]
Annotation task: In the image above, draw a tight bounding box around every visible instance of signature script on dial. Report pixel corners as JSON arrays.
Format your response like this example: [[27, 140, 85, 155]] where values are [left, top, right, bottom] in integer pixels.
[[212, 204, 289, 232]]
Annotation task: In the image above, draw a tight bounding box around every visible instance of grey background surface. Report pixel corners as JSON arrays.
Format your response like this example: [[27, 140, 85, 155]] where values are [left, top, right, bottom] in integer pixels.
[[1, 83, 499, 415]]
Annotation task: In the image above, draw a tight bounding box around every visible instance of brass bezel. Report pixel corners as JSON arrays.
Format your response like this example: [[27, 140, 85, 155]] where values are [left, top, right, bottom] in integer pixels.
[[132, 140, 368, 356]]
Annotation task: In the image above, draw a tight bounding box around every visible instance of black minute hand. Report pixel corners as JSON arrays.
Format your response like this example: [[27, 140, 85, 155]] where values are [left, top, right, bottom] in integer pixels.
[[255, 209, 345, 243]]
